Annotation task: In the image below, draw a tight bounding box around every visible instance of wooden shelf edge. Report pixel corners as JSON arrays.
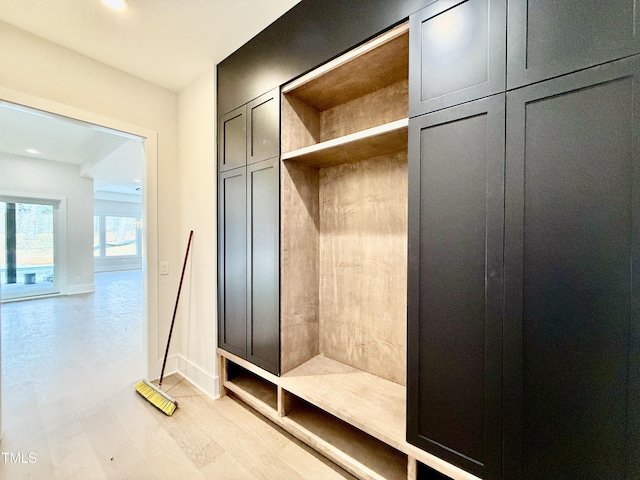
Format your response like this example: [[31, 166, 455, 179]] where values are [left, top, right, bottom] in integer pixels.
[[281, 118, 409, 165], [280, 415, 398, 480], [217, 348, 280, 385], [224, 380, 278, 418], [282, 23, 409, 94]]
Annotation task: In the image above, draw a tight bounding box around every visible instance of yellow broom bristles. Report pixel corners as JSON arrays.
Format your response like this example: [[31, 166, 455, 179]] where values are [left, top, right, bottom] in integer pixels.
[[134, 379, 178, 416]]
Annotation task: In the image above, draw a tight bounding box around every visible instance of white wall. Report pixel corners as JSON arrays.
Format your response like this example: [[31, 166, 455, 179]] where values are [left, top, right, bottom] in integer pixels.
[[0, 20, 180, 381], [0, 153, 95, 293], [177, 66, 218, 398]]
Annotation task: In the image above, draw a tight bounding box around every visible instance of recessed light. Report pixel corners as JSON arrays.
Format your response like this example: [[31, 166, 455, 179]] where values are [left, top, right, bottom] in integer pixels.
[[25, 148, 40, 155], [101, 0, 128, 11], [133, 179, 142, 183]]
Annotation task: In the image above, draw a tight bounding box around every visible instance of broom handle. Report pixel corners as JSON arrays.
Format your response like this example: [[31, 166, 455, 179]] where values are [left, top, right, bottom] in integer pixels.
[[159, 230, 193, 387]]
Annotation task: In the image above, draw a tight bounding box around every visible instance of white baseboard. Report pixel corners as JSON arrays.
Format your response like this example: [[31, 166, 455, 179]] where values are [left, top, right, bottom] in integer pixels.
[[66, 283, 95, 295], [177, 355, 219, 399]]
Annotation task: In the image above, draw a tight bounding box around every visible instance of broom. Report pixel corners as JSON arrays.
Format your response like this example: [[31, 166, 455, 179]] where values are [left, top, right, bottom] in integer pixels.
[[134, 230, 193, 416]]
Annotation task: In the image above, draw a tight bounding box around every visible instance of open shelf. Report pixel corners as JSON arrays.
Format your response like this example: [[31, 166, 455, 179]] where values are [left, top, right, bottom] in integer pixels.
[[281, 118, 408, 168], [281, 23, 408, 157], [282, 395, 408, 480], [282, 23, 408, 112], [220, 350, 278, 417], [280, 355, 406, 452]]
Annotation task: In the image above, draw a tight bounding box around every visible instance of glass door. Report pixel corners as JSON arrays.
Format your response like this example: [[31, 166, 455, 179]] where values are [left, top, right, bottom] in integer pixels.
[[1, 198, 60, 301]]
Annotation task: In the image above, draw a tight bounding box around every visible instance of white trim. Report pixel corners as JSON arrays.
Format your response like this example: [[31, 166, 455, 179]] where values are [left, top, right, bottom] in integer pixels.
[[177, 355, 219, 399], [66, 283, 95, 295]]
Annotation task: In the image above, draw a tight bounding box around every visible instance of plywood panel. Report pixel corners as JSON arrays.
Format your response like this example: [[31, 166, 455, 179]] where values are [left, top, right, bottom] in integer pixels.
[[281, 93, 321, 154], [280, 161, 321, 373], [320, 80, 408, 141], [284, 29, 409, 112], [318, 151, 408, 385]]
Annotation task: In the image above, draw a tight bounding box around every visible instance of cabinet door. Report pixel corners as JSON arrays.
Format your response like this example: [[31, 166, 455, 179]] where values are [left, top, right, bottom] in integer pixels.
[[504, 56, 640, 479], [409, 0, 506, 117], [247, 88, 280, 165], [218, 106, 246, 172], [407, 94, 505, 479], [246, 157, 280, 375], [507, 0, 640, 89], [218, 167, 247, 357]]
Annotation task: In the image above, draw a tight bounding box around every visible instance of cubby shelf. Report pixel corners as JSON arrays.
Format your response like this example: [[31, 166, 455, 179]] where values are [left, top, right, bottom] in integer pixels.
[[281, 118, 408, 168], [282, 23, 409, 111], [218, 349, 482, 480], [280, 355, 406, 452]]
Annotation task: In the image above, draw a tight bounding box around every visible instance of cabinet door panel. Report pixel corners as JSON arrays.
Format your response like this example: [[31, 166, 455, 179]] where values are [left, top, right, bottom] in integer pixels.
[[218, 106, 246, 172], [247, 88, 280, 165], [218, 168, 247, 357], [407, 94, 505, 479], [504, 57, 640, 479], [409, 0, 506, 116], [507, 0, 640, 89], [246, 158, 280, 375]]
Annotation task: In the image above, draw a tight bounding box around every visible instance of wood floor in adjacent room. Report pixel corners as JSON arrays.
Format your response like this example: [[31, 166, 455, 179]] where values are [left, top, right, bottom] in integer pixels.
[[0, 270, 353, 480]]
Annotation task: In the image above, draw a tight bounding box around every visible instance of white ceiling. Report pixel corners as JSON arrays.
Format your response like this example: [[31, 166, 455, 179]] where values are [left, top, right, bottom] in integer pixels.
[[0, 0, 302, 92], [0, 0, 301, 197]]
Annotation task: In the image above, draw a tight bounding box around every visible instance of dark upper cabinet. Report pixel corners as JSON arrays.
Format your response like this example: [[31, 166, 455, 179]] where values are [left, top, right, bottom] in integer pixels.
[[219, 88, 280, 172], [218, 106, 246, 172], [507, 0, 640, 89], [247, 89, 280, 165], [409, 0, 506, 117], [504, 56, 640, 479], [218, 167, 248, 358], [246, 157, 280, 375], [407, 94, 505, 479]]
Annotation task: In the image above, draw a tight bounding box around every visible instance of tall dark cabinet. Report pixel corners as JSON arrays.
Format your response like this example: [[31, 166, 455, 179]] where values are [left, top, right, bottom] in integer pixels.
[[217, 0, 640, 478], [503, 56, 640, 480], [217, 88, 280, 376], [407, 95, 505, 480], [408, 1, 640, 479]]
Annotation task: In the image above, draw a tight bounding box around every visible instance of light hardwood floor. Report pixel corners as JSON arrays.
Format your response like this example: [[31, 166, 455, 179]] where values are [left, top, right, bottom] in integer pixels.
[[0, 270, 354, 479]]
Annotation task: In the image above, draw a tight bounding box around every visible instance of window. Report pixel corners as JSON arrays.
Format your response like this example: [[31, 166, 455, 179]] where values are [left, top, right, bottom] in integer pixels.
[[93, 214, 141, 258]]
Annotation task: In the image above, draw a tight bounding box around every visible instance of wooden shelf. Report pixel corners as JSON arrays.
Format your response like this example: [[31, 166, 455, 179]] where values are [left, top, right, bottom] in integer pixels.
[[283, 23, 409, 112], [282, 396, 408, 480], [281, 118, 408, 168], [280, 355, 406, 452], [218, 350, 482, 480]]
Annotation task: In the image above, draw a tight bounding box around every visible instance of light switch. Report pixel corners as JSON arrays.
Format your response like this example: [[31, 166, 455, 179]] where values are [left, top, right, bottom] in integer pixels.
[[159, 261, 169, 275]]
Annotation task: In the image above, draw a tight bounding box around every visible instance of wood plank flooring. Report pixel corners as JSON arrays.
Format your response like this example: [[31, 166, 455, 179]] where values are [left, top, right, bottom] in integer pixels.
[[0, 270, 354, 479]]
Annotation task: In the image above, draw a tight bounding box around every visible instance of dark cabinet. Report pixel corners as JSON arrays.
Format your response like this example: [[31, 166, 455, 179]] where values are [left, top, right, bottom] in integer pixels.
[[407, 94, 505, 480], [219, 88, 280, 172], [409, 0, 506, 117], [246, 157, 280, 374], [503, 55, 640, 480], [247, 90, 280, 165], [218, 167, 247, 358], [507, 0, 640, 89], [218, 106, 246, 172], [218, 89, 281, 375], [218, 158, 281, 375]]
